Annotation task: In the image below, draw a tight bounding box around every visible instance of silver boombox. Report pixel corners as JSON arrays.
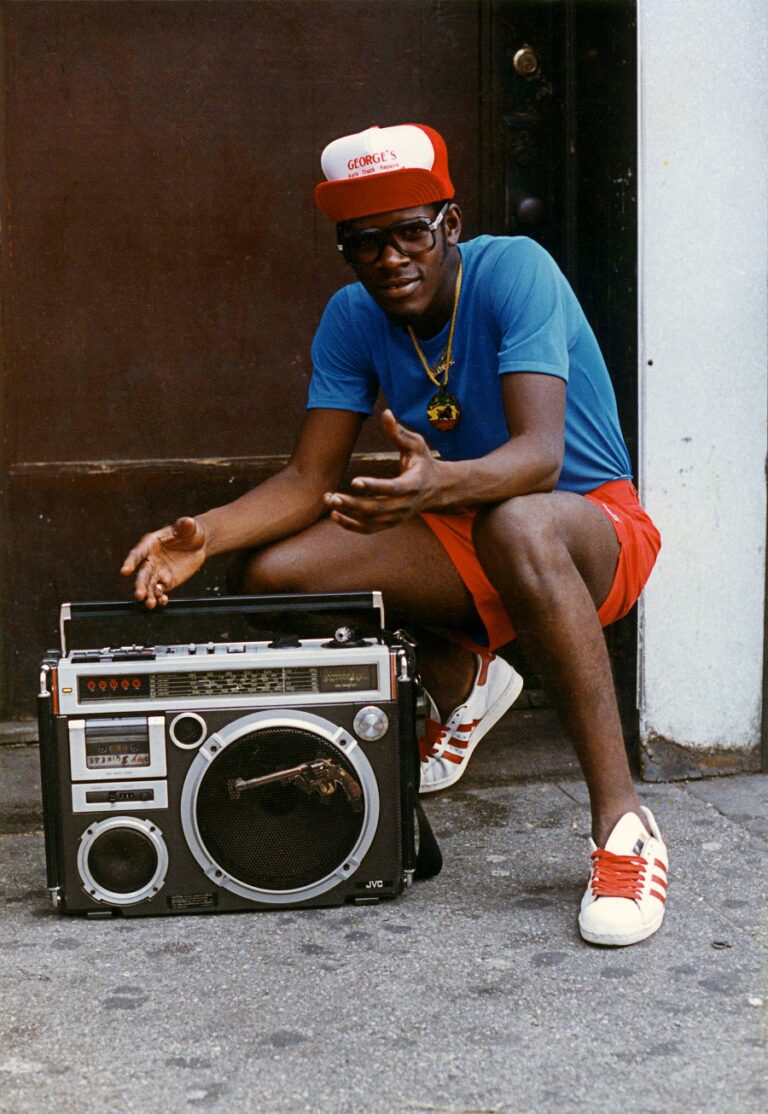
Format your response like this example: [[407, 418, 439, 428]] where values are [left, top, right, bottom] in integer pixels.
[[37, 593, 436, 918]]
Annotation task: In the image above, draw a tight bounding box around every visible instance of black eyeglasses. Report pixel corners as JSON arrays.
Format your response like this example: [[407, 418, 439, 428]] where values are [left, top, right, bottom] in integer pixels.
[[337, 202, 450, 265]]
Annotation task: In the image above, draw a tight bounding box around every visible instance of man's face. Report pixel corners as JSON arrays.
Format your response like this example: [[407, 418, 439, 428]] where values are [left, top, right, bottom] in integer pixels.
[[340, 203, 462, 327]]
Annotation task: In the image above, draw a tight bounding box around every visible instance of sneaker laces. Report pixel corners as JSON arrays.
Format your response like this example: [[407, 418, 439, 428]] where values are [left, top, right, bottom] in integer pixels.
[[589, 849, 647, 900], [419, 717, 447, 763]]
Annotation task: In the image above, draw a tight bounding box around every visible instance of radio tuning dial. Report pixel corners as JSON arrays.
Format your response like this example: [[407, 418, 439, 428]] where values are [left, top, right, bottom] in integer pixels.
[[353, 706, 389, 742]]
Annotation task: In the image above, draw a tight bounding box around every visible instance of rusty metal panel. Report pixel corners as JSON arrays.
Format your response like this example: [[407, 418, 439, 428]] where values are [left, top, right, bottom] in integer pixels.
[[3, 0, 483, 464]]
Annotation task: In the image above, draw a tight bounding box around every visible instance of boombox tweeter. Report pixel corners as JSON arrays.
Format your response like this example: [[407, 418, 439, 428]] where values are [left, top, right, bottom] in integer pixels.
[[37, 593, 434, 917]]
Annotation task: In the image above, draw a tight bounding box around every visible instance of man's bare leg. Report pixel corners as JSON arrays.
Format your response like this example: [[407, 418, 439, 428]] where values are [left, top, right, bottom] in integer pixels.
[[240, 515, 480, 719], [240, 497, 643, 846], [473, 492, 642, 846]]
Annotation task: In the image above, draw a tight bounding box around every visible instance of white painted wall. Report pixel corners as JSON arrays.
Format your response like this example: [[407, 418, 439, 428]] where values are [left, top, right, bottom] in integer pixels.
[[637, 0, 768, 754]]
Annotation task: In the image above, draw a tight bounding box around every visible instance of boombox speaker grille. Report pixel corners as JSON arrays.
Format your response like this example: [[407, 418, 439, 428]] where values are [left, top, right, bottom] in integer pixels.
[[88, 827, 158, 894], [77, 816, 169, 906], [195, 727, 365, 891]]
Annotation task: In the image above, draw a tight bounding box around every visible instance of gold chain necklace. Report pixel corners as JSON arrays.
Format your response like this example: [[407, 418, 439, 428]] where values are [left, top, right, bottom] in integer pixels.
[[407, 257, 463, 430]]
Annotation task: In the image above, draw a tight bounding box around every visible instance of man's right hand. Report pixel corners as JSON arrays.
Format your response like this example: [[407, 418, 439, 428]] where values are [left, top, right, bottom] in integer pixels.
[[120, 516, 207, 608]]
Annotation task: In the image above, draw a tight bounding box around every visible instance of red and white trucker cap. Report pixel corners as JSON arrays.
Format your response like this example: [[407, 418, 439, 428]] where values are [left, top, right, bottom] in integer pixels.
[[314, 123, 454, 222]]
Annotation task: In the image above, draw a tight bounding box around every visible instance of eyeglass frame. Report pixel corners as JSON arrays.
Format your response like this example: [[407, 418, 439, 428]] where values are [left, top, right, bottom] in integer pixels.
[[336, 201, 451, 265]]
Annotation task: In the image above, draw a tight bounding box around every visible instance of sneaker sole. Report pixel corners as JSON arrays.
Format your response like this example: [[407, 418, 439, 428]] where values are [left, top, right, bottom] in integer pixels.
[[578, 908, 665, 947], [420, 665, 524, 794]]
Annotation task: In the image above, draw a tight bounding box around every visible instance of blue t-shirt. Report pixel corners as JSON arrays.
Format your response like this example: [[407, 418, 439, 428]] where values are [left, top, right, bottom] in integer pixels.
[[308, 236, 632, 493]]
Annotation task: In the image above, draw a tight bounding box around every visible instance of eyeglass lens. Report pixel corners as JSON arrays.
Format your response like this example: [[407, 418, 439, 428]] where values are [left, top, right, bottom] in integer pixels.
[[342, 220, 436, 264]]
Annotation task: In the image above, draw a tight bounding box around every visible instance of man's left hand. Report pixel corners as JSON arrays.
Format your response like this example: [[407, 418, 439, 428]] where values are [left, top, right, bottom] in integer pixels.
[[324, 409, 439, 533]]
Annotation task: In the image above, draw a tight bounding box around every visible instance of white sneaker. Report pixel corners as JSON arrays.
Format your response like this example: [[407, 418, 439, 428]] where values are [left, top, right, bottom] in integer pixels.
[[419, 652, 524, 794], [578, 806, 669, 946]]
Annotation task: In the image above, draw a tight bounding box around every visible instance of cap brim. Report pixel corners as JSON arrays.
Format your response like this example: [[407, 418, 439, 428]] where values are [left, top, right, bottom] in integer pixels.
[[314, 167, 454, 222]]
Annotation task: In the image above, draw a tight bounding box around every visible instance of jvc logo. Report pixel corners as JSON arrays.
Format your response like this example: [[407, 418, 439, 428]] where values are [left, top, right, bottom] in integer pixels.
[[365, 880, 384, 889]]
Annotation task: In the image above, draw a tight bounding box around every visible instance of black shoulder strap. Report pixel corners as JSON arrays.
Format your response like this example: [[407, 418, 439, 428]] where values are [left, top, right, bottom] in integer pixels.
[[386, 626, 443, 883], [414, 797, 443, 879]]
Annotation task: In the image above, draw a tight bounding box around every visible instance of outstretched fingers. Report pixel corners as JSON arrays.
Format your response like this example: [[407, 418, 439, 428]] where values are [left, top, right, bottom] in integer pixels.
[[120, 537, 150, 578], [323, 412, 439, 532], [349, 474, 414, 498], [324, 488, 416, 532], [121, 535, 163, 605], [120, 517, 202, 607], [328, 507, 406, 534], [380, 408, 428, 455], [132, 555, 167, 607]]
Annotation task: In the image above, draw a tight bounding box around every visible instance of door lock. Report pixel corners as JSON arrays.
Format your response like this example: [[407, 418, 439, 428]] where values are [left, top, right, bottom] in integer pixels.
[[513, 46, 539, 77]]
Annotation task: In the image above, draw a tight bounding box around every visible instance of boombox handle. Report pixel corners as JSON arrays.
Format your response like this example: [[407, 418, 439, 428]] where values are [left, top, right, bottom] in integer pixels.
[[58, 591, 386, 657]]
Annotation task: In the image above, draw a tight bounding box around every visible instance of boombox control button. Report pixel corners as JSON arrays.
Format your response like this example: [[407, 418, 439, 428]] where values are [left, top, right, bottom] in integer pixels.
[[353, 706, 389, 742], [227, 645, 246, 653], [268, 634, 301, 649], [86, 789, 154, 804], [323, 626, 367, 649]]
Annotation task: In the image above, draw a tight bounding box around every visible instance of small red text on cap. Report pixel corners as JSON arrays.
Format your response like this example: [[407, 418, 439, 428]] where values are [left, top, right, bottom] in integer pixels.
[[347, 149, 398, 172]]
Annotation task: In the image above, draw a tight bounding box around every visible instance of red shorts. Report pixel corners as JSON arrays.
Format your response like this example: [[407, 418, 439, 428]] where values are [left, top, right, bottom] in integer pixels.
[[420, 479, 661, 651]]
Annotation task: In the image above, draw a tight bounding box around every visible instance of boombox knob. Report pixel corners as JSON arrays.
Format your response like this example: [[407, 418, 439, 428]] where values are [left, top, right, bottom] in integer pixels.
[[324, 626, 366, 649]]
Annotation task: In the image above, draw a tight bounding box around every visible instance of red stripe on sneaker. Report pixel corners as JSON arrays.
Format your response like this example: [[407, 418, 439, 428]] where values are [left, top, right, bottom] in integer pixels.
[[419, 720, 446, 762], [456, 718, 481, 733], [476, 654, 492, 686], [650, 889, 667, 903], [654, 859, 667, 873], [651, 874, 668, 890], [444, 752, 464, 765]]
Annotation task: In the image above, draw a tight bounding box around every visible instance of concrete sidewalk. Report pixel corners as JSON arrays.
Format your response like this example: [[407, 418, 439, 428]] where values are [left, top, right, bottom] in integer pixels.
[[1, 710, 766, 1114]]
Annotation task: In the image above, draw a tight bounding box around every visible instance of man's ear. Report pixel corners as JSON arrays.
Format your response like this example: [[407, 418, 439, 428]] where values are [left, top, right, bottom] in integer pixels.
[[444, 202, 462, 245]]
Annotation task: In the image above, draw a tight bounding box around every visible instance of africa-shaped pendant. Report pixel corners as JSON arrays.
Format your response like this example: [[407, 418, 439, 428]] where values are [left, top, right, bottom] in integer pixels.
[[427, 389, 461, 431]]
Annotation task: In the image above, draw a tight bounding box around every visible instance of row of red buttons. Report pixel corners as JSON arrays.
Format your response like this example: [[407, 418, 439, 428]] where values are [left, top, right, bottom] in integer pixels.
[[85, 678, 142, 692]]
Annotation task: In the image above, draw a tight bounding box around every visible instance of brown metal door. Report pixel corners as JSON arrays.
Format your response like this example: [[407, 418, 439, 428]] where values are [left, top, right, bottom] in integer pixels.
[[1, 0, 488, 714], [1, 0, 637, 720]]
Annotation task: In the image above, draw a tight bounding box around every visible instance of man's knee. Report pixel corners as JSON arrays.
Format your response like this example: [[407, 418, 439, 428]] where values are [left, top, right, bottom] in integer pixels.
[[472, 494, 571, 600], [473, 494, 559, 563]]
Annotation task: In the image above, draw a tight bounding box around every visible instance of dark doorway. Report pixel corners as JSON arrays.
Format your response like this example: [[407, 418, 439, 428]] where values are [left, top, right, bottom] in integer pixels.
[[0, 0, 636, 722], [483, 0, 639, 739]]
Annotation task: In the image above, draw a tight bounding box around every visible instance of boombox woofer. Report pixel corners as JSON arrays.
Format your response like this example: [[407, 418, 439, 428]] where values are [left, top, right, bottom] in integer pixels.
[[78, 816, 168, 905], [38, 593, 434, 918], [181, 711, 379, 902]]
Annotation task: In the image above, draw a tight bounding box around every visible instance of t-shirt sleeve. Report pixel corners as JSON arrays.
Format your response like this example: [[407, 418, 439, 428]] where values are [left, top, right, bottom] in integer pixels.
[[308, 288, 380, 414], [490, 239, 570, 381]]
